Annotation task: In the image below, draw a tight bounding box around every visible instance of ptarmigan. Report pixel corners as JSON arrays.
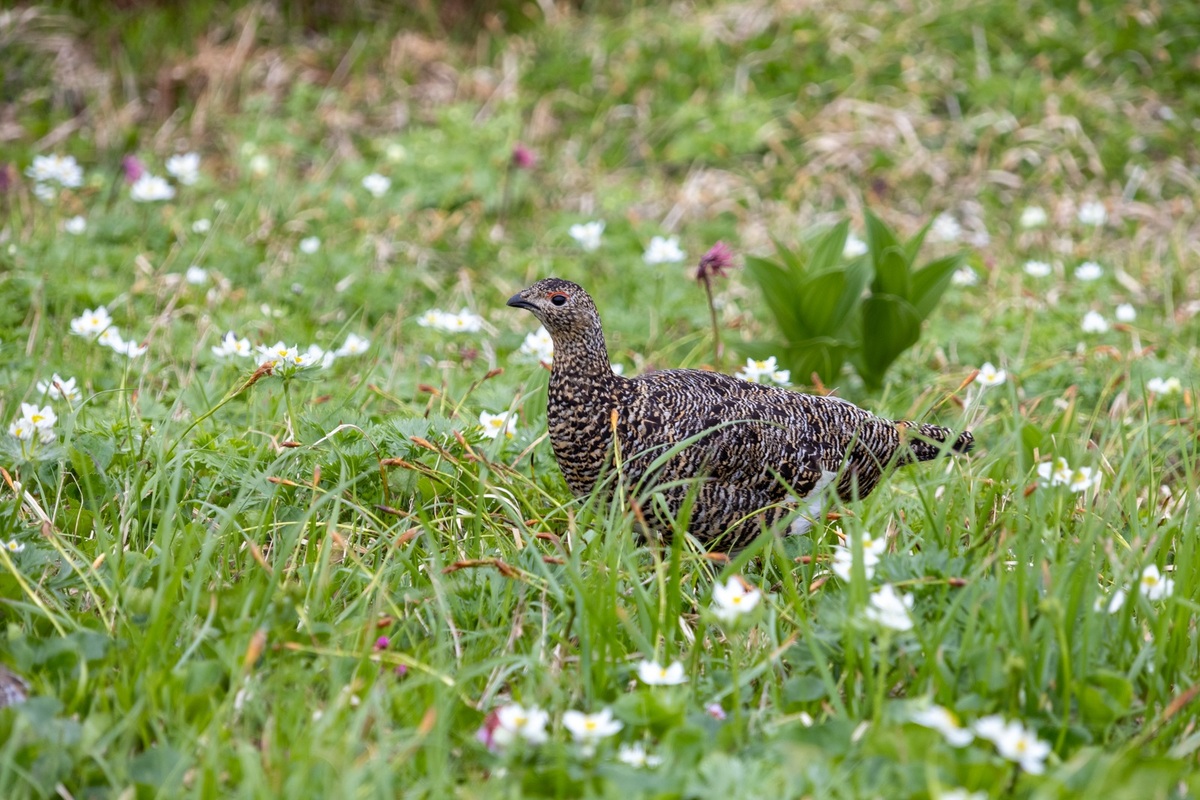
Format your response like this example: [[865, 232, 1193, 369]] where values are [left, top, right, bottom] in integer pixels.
[[508, 278, 973, 550]]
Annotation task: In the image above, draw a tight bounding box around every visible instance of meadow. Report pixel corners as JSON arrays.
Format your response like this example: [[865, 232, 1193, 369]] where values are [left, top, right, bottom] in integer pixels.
[[1, 1, 1199, 797]]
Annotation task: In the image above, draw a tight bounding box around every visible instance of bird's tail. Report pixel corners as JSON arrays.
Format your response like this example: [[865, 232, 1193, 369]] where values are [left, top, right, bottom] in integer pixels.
[[895, 421, 974, 464]]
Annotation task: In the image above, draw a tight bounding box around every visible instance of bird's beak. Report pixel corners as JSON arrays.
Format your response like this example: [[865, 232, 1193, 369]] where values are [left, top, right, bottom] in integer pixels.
[[506, 292, 537, 312]]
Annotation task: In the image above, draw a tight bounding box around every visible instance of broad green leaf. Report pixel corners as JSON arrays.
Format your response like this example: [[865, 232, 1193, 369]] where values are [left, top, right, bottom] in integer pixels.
[[809, 220, 850, 274], [911, 252, 965, 318], [904, 218, 934, 263], [745, 255, 809, 339], [857, 294, 921, 387], [769, 236, 807, 277], [872, 245, 912, 300], [796, 270, 854, 338]]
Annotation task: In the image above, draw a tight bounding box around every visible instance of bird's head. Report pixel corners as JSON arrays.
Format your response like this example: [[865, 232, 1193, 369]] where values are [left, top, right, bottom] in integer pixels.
[[506, 278, 599, 337]]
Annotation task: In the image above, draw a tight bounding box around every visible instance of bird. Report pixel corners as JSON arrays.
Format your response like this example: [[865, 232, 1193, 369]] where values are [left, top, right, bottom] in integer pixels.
[[507, 278, 973, 551]]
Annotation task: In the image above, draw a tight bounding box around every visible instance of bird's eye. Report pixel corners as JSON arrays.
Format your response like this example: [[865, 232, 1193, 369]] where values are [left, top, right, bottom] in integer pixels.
[[549, 293, 568, 306]]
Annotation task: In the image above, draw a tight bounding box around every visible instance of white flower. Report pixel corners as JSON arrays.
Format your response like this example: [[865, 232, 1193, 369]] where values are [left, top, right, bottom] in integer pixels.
[[192, 218, 212, 233], [185, 266, 208, 285], [362, 173, 391, 197], [519, 326, 555, 363], [8, 418, 34, 442], [951, 267, 978, 286], [930, 213, 962, 242], [212, 332, 253, 358], [1037, 457, 1074, 487], [643, 235, 685, 265], [1093, 588, 1126, 613], [70, 307, 113, 338], [112, 338, 148, 358], [97, 326, 124, 350], [1023, 260, 1052, 278], [130, 173, 175, 202], [736, 356, 787, 384], [864, 584, 914, 631], [1081, 310, 1108, 333], [1115, 303, 1136, 323], [299, 236, 321, 254], [940, 789, 987, 800], [1067, 466, 1101, 493], [711, 576, 761, 623], [26, 154, 83, 188], [494, 703, 549, 746], [447, 309, 483, 333], [830, 530, 887, 582], [617, 743, 662, 768], [5, 539, 25, 554], [569, 221, 605, 252], [35, 374, 79, 402], [64, 215, 87, 235], [972, 716, 1051, 774], [248, 154, 271, 178], [33, 183, 56, 202], [843, 234, 868, 258], [1146, 376, 1182, 396], [165, 152, 201, 185], [965, 228, 990, 248], [296, 344, 334, 369], [635, 659, 687, 686], [478, 411, 516, 440], [909, 705, 973, 747], [334, 333, 370, 357], [1139, 565, 1174, 601], [976, 362, 1006, 387], [1077, 201, 1107, 226], [257, 342, 299, 367], [18, 403, 56, 444], [417, 309, 450, 329], [1019, 206, 1048, 228], [563, 708, 623, 743], [611, 363, 625, 376], [1074, 261, 1103, 281]]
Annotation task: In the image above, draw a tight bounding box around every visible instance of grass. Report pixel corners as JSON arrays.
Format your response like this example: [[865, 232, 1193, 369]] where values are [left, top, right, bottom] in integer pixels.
[[2, 1, 1199, 797]]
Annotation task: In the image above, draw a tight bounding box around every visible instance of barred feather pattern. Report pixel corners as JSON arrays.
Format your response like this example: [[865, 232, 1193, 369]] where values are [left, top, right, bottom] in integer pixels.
[[509, 278, 973, 550]]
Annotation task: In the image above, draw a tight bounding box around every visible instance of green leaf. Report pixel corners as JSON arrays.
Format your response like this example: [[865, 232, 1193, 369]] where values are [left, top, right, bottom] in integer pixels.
[[796, 270, 854, 338], [866, 211, 911, 299], [857, 295, 921, 387], [903, 219, 934, 263], [910, 253, 965, 318], [809, 220, 850, 273], [745, 255, 809, 339]]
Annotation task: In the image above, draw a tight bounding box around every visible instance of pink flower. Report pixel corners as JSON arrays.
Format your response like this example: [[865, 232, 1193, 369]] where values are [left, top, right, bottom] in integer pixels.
[[511, 144, 537, 169], [374, 636, 390, 651], [122, 155, 145, 184], [696, 241, 735, 282]]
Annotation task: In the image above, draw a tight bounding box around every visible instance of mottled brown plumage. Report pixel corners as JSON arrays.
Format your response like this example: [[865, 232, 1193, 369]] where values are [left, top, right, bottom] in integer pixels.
[[508, 278, 973, 550]]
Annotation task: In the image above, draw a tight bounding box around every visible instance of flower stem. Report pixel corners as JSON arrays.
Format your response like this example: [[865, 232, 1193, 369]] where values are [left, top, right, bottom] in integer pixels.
[[703, 279, 723, 367]]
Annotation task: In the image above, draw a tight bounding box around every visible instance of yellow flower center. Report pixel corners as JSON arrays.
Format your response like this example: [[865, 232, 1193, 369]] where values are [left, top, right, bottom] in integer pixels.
[[584, 720, 597, 731]]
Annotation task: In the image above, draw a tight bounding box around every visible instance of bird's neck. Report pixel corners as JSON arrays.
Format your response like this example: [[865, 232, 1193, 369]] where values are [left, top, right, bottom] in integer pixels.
[[550, 319, 615, 381]]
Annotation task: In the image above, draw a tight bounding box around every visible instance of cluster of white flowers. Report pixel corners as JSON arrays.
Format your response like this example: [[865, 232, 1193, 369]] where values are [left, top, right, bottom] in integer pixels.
[[362, 173, 391, 197], [643, 235, 685, 265], [864, 584, 914, 631], [1019, 206, 1048, 228], [972, 716, 1052, 774], [519, 326, 554, 364], [69, 307, 146, 357], [212, 333, 369, 370], [36, 373, 80, 403], [1080, 310, 1108, 333], [930, 213, 962, 242], [26, 154, 84, 201], [975, 362, 1006, 387], [1036, 456, 1101, 493], [569, 221, 605, 252], [1146, 376, 1182, 396], [951, 267, 979, 286], [478, 703, 626, 754], [843, 234, 869, 258], [735, 356, 790, 386], [710, 576, 761, 624], [8, 403, 57, 445], [165, 152, 201, 185], [830, 529, 887, 582], [416, 309, 485, 333], [477, 411, 516, 440]]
